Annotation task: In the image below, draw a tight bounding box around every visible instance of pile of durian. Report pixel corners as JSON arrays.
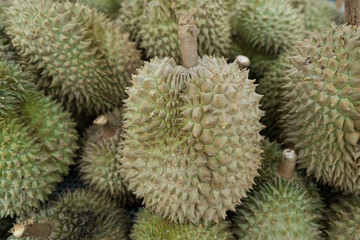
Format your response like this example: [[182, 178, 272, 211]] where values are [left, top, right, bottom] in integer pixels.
[[1, 0, 360, 239]]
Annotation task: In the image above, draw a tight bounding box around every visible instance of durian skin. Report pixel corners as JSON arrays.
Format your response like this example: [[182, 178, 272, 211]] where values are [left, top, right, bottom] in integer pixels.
[[280, 23, 360, 194], [121, 56, 264, 224], [232, 178, 323, 240], [131, 208, 234, 240], [9, 188, 129, 240], [6, 0, 141, 116], [79, 108, 134, 206]]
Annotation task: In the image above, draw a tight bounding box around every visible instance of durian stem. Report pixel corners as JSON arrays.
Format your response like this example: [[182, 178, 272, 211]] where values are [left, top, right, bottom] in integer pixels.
[[345, 0, 360, 25], [277, 149, 297, 180], [178, 13, 198, 68], [94, 115, 116, 138], [12, 220, 53, 239]]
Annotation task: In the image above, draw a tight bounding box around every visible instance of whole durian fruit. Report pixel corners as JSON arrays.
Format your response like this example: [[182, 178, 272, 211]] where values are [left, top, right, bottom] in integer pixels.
[[79, 108, 134, 206], [6, 0, 142, 116], [131, 208, 234, 240], [280, 23, 360, 194], [0, 61, 78, 217], [120, 14, 264, 224], [9, 188, 129, 240]]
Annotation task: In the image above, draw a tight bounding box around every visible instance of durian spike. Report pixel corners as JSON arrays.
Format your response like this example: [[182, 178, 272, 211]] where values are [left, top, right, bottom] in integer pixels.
[[12, 219, 54, 239], [94, 115, 116, 138], [178, 13, 198, 68], [277, 149, 297, 180], [236, 55, 251, 69], [345, 0, 360, 25]]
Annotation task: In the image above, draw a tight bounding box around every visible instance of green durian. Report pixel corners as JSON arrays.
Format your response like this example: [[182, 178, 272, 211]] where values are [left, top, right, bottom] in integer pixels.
[[232, 0, 304, 57], [131, 208, 234, 240], [280, 23, 360, 194], [6, 0, 142, 116], [0, 61, 78, 217], [79, 108, 134, 206], [232, 177, 324, 240], [9, 188, 129, 240]]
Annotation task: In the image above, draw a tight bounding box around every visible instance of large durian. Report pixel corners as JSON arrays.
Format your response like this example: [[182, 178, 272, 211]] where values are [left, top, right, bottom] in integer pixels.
[[6, 0, 141, 116], [9, 188, 129, 240], [0, 61, 78, 217], [280, 23, 360, 194], [79, 108, 134, 206], [120, 14, 264, 224], [131, 208, 234, 240]]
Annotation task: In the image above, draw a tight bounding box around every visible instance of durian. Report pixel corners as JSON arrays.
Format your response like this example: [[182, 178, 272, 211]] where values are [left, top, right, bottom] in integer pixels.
[[130, 208, 234, 240], [79, 108, 134, 206], [120, 14, 264, 224], [280, 23, 360, 194], [0, 61, 78, 217], [9, 188, 129, 240], [6, 0, 142, 115]]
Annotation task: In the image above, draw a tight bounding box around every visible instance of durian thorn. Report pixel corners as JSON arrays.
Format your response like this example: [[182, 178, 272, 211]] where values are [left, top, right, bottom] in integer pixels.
[[178, 13, 198, 68], [94, 115, 116, 138], [345, 0, 360, 25], [277, 149, 297, 180], [235, 55, 250, 69], [12, 219, 54, 239]]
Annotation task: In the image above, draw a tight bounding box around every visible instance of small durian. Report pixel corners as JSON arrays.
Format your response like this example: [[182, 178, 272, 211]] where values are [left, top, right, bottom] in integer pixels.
[[120, 14, 264, 224], [9, 188, 129, 240], [0, 61, 78, 217], [130, 208, 234, 240], [79, 108, 134, 206], [280, 23, 360, 194], [6, 0, 141, 116]]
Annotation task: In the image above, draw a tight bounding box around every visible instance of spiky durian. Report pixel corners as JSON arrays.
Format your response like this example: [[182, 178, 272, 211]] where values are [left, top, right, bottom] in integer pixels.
[[0, 61, 78, 217], [79, 108, 134, 206], [9, 188, 129, 240], [232, 178, 324, 240], [6, 0, 141, 116], [131, 208, 234, 240], [280, 23, 360, 194], [232, 0, 304, 57]]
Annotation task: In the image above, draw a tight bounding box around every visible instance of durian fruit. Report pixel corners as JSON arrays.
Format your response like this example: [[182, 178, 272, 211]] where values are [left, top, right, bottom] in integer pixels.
[[6, 0, 142, 116], [232, 0, 304, 57], [119, 0, 231, 63], [79, 108, 134, 206], [280, 23, 360, 194], [120, 14, 264, 224], [0, 61, 78, 217], [130, 208, 234, 240], [9, 188, 129, 240]]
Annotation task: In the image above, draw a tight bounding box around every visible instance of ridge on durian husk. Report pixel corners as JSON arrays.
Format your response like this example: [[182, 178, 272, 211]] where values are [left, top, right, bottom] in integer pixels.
[[280, 23, 360, 194], [0, 61, 78, 218], [121, 55, 264, 224], [9, 188, 129, 240], [131, 208, 234, 240], [79, 108, 135, 206], [232, 177, 324, 240], [6, 0, 142, 116]]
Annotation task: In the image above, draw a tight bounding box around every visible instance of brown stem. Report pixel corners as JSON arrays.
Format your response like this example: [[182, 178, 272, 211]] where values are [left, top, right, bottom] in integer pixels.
[[178, 13, 198, 68], [345, 0, 360, 25], [236, 55, 250, 69], [94, 115, 116, 138], [12, 220, 53, 239], [277, 149, 297, 180]]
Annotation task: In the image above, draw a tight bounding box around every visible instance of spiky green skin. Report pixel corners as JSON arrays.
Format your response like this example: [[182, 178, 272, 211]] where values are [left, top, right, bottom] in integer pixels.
[[131, 208, 234, 240], [326, 196, 360, 239], [281, 24, 360, 194], [121, 56, 264, 224], [232, 0, 304, 57], [0, 62, 78, 218], [9, 189, 129, 240], [232, 178, 323, 240], [80, 108, 134, 206], [6, 0, 141, 116]]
